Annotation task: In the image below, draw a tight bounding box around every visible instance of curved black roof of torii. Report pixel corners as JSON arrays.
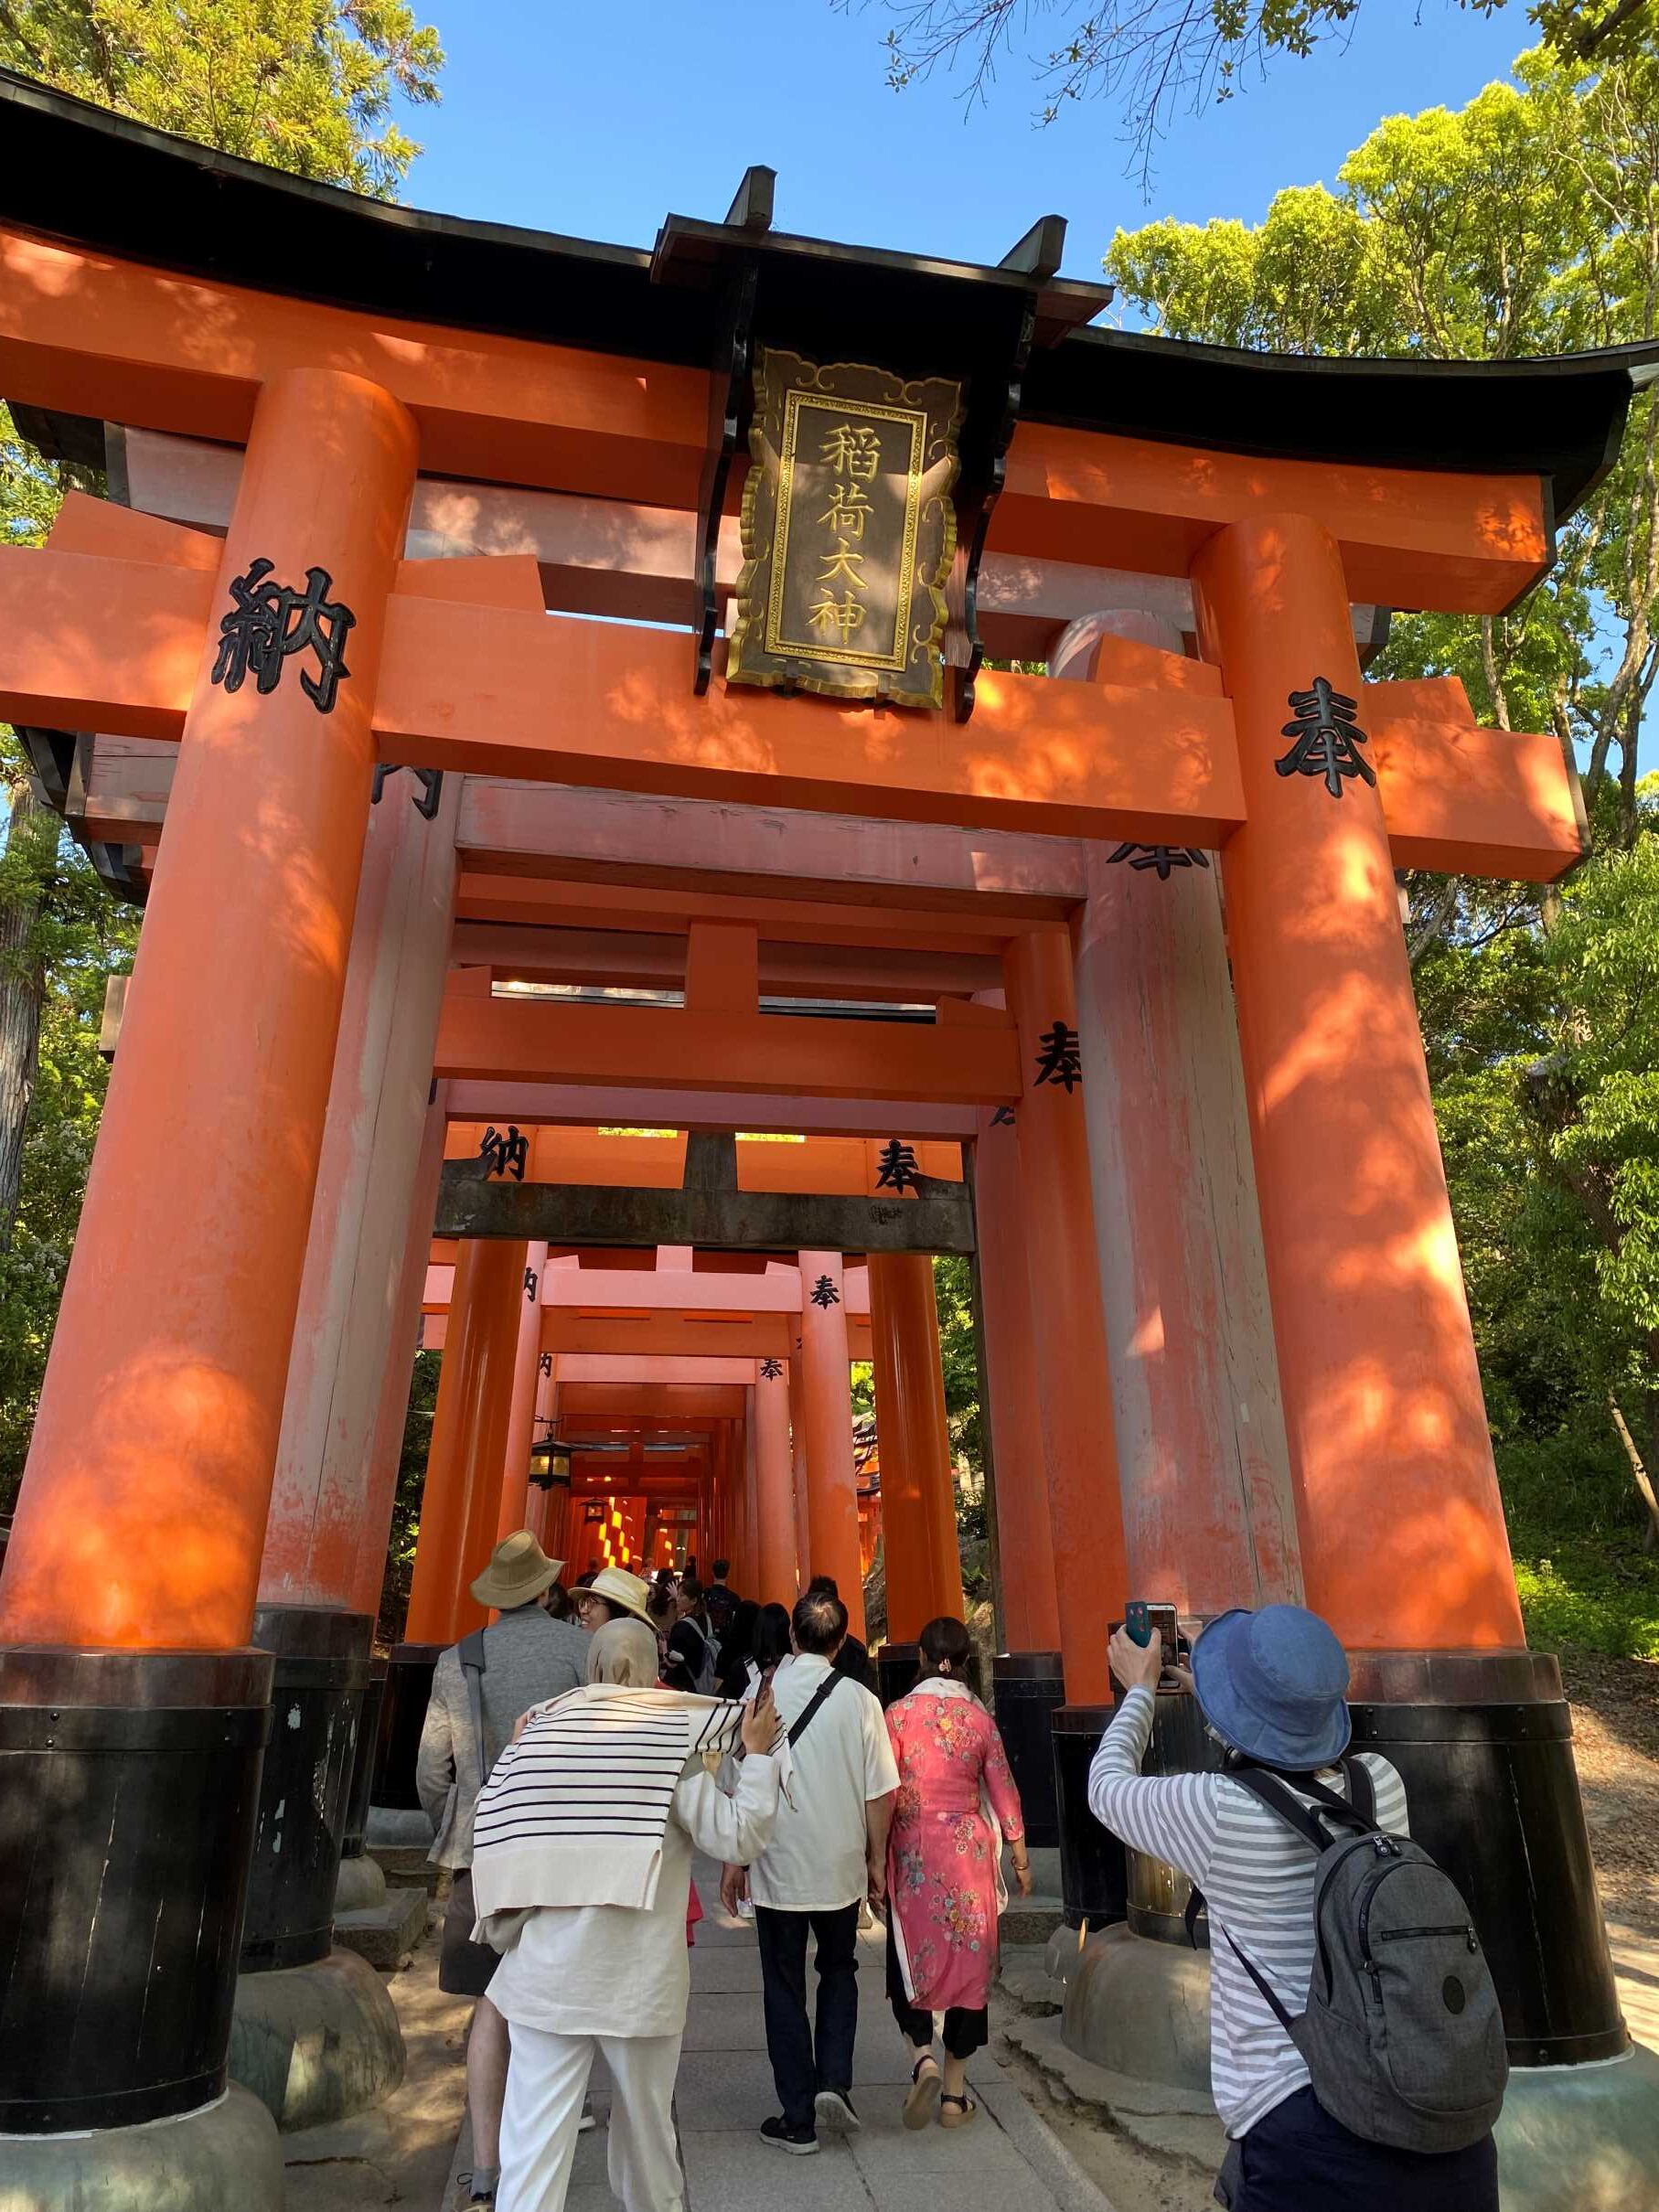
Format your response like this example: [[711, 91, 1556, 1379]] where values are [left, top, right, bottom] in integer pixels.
[[1, 65, 1656, 522]]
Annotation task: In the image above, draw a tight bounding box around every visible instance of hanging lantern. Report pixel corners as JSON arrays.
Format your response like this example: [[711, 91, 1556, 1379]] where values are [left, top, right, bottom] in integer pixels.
[[529, 1422, 573, 1491]]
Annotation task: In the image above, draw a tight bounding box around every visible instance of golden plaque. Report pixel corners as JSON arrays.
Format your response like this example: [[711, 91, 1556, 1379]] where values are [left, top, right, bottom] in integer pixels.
[[727, 349, 963, 710]]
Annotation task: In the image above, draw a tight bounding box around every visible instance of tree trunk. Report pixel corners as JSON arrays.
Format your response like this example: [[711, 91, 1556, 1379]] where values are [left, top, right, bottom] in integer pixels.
[[0, 778, 48, 1245], [1608, 1393, 1659, 1552]]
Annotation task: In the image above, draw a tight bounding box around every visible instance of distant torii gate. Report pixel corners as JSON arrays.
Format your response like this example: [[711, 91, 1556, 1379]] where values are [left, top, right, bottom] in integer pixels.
[[0, 70, 1648, 2208]]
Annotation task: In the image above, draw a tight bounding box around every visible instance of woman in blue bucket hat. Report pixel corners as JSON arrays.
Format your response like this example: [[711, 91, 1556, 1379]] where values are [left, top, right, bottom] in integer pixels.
[[1088, 1605, 1500, 2211]]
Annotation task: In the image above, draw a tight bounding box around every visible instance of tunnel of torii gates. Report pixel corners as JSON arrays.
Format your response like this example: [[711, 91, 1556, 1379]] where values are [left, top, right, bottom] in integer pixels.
[[0, 66, 1655, 2205]]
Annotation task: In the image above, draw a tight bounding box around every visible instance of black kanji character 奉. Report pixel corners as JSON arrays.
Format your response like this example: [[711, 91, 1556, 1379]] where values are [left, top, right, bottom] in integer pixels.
[[760, 1357, 784, 1380], [809, 1275, 841, 1309], [874, 1138, 921, 1192], [1277, 677, 1375, 797], [210, 559, 355, 713], [524, 1267, 540, 1304], [1108, 842, 1211, 881], [1033, 1021, 1083, 1094], [990, 1105, 1016, 1127], [480, 1124, 529, 1181]]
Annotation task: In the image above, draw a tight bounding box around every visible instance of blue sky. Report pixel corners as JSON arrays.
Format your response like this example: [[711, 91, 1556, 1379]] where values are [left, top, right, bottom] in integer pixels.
[[407, 1, 1529, 294]]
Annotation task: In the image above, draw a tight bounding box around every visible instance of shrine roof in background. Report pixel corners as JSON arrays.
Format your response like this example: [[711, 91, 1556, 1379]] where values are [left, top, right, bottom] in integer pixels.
[[1, 67, 1655, 528]]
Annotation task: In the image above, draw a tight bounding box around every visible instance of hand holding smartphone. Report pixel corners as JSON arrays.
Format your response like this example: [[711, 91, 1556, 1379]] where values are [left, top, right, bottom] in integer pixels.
[[1121, 1600, 1185, 1690]]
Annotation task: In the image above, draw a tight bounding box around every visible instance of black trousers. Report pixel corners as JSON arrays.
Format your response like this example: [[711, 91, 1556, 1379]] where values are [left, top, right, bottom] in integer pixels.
[[884, 1920, 988, 2061], [1220, 2088, 1499, 2212], [755, 1902, 861, 2130]]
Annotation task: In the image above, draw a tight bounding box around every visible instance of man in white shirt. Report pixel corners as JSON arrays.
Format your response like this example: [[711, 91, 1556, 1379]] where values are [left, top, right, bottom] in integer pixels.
[[722, 1587, 898, 2155]]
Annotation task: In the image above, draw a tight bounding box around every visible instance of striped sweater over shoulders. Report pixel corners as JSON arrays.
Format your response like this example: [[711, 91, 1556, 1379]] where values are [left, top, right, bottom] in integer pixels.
[[1086, 1684, 1407, 2139]]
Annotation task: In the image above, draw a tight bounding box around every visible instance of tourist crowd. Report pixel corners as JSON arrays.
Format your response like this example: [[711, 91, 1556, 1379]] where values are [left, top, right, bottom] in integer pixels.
[[417, 1535, 1027, 2211], [419, 1534, 1503, 2212]]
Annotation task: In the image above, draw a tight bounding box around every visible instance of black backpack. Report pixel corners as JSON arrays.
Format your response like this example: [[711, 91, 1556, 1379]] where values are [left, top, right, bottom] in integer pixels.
[[1210, 1761, 1508, 2153]]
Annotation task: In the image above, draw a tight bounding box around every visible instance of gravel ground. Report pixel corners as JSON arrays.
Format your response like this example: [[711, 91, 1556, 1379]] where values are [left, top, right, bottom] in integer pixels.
[[1561, 1648, 1659, 1939]]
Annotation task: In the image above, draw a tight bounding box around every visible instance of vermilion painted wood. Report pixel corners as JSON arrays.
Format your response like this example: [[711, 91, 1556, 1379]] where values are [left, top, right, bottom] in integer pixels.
[[971, 1105, 1061, 1654], [868, 1253, 965, 1640], [0, 369, 416, 1652], [260, 775, 458, 1612], [0, 545, 1578, 876], [1074, 848, 1301, 1617], [1193, 512, 1525, 1651], [754, 1362, 799, 1602], [496, 1240, 550, 1544], [353, 1089, 452, 1618], [431, 990, 1023, 1105], [436, 1132, 963, 1202], [0, 223, 1547, 604], [403, 1238, 530, 1645], [1004, 929, 1130, 1705], [798, 1252, 864, 1639]]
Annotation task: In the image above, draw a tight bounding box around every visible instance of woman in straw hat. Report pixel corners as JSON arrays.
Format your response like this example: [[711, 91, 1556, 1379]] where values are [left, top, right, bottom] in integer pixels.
[[477, 1618, 782, 2212], [573, 1563, 657, 1634]]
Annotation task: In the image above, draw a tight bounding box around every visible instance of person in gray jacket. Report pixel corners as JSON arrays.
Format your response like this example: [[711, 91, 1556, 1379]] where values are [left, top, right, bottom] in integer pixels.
[[417, 1530, 590, 2209]]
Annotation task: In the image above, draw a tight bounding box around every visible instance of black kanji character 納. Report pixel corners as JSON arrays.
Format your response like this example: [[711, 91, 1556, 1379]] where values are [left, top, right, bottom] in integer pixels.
[[1108, 842, 1211, 880], [1277, 677, 1375, 797], [874, 1138, 920, 1192], [990, 1105, 1016, 1127], [1033, 1021, 1082, 1094], [760, 1357, 784, 1380], [210, 558, 356, 713], [538, 1352, 553, 1377], [809, 1275, 841, 1309], [480, 1124, 529, 1181], [524, 1267, 540, 1304]]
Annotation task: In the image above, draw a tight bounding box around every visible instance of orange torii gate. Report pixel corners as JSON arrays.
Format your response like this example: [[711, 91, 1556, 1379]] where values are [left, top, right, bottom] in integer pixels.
[[0, 72, 1648, 2205]]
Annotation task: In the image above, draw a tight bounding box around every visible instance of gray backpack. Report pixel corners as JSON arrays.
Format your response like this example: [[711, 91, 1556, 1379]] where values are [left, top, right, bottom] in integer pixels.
[[676, 1618, 719, 1697], [1219, 1762, 1508, 2153]]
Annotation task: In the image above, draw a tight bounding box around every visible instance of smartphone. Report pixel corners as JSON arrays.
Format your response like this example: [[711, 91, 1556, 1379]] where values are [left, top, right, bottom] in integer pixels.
[[1125, 1600, 1180, 1669]]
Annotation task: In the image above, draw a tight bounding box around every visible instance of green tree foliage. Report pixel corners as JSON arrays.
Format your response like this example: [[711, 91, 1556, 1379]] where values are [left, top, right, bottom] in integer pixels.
[[933, 1254, 986, 1503], [1110, 48, 1658, 842], [1110, 48, 1659, 1651], [0, 0, 444, 198], [874, 0, 1652, 187], [377, 1347, 438, 1644], [0, 3, 444, 1511]]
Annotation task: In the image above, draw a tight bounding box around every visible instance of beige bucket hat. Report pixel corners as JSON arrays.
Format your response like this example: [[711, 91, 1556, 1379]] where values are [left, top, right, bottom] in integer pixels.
[[470, 1530, 564, 1611], [582, 1565, 656, 1627]]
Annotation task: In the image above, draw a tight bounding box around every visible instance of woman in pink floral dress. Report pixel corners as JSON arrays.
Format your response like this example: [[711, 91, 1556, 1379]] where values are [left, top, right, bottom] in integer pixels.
[[883, 1617, 1031, 2131]]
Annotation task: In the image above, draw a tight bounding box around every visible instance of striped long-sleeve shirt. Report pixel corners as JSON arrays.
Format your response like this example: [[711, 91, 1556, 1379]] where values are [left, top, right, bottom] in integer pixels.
[[1086, 1685, 1407, 2138]]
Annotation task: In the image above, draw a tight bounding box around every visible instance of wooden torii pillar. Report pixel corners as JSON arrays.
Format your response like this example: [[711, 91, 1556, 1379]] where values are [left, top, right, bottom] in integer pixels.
[[0, 368, 416, 2171], [232, 762, 455, 2088], [869, 1253, 964, 1643]]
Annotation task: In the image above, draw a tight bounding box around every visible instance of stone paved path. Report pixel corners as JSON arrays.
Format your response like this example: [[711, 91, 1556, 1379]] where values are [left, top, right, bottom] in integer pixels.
[[544, 1856, 1120, 2212]]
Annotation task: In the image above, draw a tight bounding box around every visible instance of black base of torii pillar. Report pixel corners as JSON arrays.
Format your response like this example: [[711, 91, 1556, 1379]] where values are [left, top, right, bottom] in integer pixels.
[[0, 1647, 284, 2212]]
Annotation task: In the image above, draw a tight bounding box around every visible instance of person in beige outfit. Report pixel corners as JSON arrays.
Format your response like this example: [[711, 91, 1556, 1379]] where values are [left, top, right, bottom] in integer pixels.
[[417, 1532, 589, 2208]]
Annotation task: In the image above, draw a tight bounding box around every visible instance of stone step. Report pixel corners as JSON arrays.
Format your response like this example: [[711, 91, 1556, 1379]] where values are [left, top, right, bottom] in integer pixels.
[[333, 1885, 431, 1972], [1001, 1894, 1065, 1948], [998, 1943, 1063, 2017], [1001, 2012, 1226, 2175], [366, 1843, 444, 1894]]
